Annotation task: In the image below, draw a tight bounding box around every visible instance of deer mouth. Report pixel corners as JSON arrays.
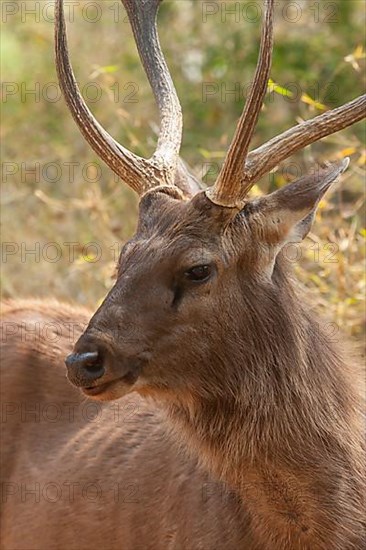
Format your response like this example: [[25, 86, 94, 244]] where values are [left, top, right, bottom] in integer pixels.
[[81, 368, 141, 399]]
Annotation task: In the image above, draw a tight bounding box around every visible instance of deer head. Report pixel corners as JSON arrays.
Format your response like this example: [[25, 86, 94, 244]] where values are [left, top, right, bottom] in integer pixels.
[[57, 0, 366, 401]]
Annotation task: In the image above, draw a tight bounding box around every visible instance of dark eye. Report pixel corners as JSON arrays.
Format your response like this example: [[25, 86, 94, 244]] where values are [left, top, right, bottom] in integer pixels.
[[184, 265, 212, 283]]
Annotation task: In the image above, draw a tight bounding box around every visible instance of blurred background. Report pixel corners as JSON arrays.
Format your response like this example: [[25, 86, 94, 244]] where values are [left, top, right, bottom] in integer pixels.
[[1, 0, 365, 342]]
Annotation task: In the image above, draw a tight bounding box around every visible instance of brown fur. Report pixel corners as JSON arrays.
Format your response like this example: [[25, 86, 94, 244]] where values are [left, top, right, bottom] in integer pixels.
[[1, 189, 365, 549], [1, 300, 250, 550]]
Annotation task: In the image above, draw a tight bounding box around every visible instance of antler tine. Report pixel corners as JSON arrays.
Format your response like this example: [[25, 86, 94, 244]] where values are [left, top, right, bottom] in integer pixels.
[[55, 0, 185, 196], [244, 94, 366, 183], [122, 0, 182, 185], [207, 0, 275, 208]]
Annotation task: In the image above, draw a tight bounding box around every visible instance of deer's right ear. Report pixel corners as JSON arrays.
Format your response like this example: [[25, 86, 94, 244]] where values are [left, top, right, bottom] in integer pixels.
[[137, 187, 186, 234], [246, 158, 349, 245]]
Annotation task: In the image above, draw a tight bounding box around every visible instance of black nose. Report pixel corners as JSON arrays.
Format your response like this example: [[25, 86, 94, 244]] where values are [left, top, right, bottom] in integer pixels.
[[65, 351, 105, 386]]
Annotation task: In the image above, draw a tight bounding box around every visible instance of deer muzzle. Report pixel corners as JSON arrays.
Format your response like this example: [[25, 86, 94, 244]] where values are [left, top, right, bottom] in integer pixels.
[[65, 336, 142, 399], [65, 351, 104, 385]]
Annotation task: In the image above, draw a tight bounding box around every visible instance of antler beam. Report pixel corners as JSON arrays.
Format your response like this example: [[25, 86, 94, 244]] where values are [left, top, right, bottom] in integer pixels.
[[121, 0, 182, 183]]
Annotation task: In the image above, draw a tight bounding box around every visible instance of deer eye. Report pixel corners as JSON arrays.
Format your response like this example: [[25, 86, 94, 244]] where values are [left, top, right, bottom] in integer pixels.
[[184, 265, 212, 283]]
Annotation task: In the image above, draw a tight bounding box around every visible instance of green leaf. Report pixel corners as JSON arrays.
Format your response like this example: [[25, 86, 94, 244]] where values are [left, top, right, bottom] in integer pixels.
[[267, 78, 294, 98]]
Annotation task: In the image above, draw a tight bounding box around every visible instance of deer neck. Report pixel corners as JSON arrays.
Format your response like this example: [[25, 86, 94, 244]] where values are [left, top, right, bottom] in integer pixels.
[[162, 285, 364, 548]]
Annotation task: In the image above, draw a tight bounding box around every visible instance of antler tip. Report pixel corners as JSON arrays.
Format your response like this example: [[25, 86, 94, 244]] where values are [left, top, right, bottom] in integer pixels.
[[341, 157, 351, 173]]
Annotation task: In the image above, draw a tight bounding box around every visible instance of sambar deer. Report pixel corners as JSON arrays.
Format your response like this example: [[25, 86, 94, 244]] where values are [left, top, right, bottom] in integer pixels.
[[1, 0, 365, 548]]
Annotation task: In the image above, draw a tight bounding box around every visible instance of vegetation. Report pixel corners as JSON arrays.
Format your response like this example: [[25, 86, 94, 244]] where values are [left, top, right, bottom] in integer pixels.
[[1, 0, 365, 343]]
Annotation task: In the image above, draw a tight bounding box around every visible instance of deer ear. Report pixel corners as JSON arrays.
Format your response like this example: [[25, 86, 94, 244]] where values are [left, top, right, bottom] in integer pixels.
[[247, 159, 349, 247]]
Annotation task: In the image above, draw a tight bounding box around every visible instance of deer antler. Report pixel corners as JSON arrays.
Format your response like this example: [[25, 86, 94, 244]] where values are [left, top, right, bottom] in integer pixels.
[[207, 0, 366, 208], [55, 0, 200, 196], [243, 95, 366, 183], [207, 0, 274, 207]]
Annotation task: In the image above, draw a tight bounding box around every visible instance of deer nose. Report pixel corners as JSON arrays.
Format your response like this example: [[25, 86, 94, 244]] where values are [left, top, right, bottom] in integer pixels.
[[65, 351, 105, 386]]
